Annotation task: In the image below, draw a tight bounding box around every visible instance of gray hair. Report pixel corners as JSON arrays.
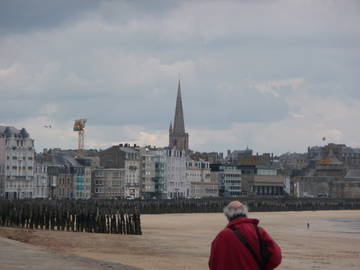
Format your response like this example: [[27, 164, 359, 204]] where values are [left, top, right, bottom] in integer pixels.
[[223, 201, 248, 221]]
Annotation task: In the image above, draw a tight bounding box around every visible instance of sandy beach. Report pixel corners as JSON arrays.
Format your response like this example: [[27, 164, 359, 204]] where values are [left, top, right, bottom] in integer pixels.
[[0, 210, 359, 270]]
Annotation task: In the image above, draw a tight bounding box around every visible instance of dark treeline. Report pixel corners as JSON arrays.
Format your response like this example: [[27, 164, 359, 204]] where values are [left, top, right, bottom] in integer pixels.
[[115, 197, 360, 214], [0, 200, 141, 235]]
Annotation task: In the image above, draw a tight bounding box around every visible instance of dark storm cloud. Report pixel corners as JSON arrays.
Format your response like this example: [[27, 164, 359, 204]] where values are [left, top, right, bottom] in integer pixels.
[[0, 0, 100, 34]]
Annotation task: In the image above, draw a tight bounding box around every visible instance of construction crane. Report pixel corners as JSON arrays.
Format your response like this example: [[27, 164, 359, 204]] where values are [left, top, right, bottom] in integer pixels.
[[73, 119, 87, 156]]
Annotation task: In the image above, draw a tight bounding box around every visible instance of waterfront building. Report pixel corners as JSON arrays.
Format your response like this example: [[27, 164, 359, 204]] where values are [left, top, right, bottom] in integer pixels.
[[41, 154, 91, 199], [139, 146, 156, 198], [152, 148, 167, 199], [210, 164, 242, 197], [186, 157, 217, 197], [99, 144, 141, 198], [0, 126, 35, 199], [32, 157, 49, 198], [295, 144, 347, 198], [92, 168, 125, 198], [251, 167, 286, 196], [47, 159, 73, 199], [165, 147, 187, 198]]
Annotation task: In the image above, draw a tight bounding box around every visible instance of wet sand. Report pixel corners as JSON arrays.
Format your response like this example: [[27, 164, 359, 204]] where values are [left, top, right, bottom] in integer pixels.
[[1, 210, 359, 269]]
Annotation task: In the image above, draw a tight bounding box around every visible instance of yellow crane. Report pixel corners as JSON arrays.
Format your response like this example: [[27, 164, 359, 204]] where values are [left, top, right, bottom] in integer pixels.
[[73, 119, 87, 156]]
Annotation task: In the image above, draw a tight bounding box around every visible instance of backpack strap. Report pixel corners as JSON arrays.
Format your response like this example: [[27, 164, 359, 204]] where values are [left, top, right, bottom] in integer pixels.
[[230, 226, 264, 270], [254, 224, 270, 267]]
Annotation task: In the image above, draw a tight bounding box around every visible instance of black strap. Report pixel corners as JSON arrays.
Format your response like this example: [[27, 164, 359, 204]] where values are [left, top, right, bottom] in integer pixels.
[[254, 224, 270, 267], [230, 226, 264, 270]]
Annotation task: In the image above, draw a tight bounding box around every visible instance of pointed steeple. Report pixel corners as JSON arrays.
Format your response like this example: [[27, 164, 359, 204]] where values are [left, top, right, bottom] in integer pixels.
[[169, 79, 189, 151], [173, 80, 185, 134]]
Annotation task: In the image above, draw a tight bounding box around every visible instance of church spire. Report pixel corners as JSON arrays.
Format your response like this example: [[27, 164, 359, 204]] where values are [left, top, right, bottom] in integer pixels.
[[173, 79, 185, 134], [169, 79, 189, 151]]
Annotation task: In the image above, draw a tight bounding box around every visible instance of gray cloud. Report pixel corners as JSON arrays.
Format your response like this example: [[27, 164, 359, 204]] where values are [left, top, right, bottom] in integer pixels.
[[0, 0, 100, 34], [1, 0, 360, 153]]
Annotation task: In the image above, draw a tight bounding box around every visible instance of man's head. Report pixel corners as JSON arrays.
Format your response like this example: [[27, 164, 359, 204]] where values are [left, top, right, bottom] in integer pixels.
[[223, 201, 248, 221]]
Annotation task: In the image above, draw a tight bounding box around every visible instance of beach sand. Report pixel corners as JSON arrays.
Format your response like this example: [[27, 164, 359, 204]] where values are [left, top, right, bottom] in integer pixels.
[[1, 210, 359, 269]]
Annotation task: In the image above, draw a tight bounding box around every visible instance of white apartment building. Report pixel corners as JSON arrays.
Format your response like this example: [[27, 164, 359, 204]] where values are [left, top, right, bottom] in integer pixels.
[[186, 157, 217, 198], [0, 126, 35, 199], [33, 161, 48, 198], [186, 158, 211, 183], [123, 147, 141, 198], [211, 164, 242, 197], [140, 147, 156, 198], [165, 147, 188, 198]]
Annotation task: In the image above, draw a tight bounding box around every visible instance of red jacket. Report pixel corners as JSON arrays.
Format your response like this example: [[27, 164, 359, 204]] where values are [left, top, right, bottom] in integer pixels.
[[209, 217, 282, 270]]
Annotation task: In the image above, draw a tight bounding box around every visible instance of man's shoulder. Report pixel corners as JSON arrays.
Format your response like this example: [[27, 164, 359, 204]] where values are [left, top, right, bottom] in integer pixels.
[[214, 227, 235, 242]]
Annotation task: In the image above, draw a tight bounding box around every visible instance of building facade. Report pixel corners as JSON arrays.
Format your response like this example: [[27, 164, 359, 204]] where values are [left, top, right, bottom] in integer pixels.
[[99, 144, 141, 198], [153, 148, 167, 198], [165, 147, 187, 198], [251, 168, 285, 196], [0, 126, 35, 199], [211, 164, 242, 197], [92, 168, 125, 198], [32, 159, 49, 198], [186, 158, 217, 197], [140, 147, 156, 198]]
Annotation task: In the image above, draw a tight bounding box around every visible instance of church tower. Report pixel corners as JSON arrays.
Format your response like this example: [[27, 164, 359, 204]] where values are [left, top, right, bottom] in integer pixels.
[[169, 80, 189, 151]]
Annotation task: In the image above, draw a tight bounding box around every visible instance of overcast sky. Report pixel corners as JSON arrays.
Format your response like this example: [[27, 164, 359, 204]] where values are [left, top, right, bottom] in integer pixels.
[[1, 0, 360, 154]]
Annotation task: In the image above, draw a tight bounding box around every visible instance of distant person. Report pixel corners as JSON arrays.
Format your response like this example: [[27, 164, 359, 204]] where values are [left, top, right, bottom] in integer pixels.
[[209, 201, 282, 270], [307, 223, 310, 229]]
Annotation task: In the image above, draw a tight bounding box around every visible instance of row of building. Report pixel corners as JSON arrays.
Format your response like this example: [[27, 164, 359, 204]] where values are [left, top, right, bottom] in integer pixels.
[[2, 125, 359, 199], [0, 129, 288, 199]]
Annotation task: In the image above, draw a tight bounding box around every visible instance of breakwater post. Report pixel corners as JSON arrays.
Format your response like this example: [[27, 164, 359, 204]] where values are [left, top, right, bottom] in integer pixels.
[[0, 199, 142, 235]]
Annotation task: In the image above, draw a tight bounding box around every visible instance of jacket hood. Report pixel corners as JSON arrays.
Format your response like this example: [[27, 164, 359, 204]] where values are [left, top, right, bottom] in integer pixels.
[[226, 217, 259, 228]]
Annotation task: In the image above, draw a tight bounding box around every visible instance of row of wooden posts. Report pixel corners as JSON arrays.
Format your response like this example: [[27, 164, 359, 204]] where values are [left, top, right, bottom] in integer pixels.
[[117, 197, 360, 214], [0, 200, 141, 235], [0, 197, 359, 234]]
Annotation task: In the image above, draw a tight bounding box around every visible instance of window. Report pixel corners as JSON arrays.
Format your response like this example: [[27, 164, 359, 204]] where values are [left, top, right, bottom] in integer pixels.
[[12, 156, 17, 160], [28, 167, 33, 170]]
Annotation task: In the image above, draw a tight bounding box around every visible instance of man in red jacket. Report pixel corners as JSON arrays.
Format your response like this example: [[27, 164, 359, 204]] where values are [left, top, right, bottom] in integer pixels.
[[209, 201, 282, 270]]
